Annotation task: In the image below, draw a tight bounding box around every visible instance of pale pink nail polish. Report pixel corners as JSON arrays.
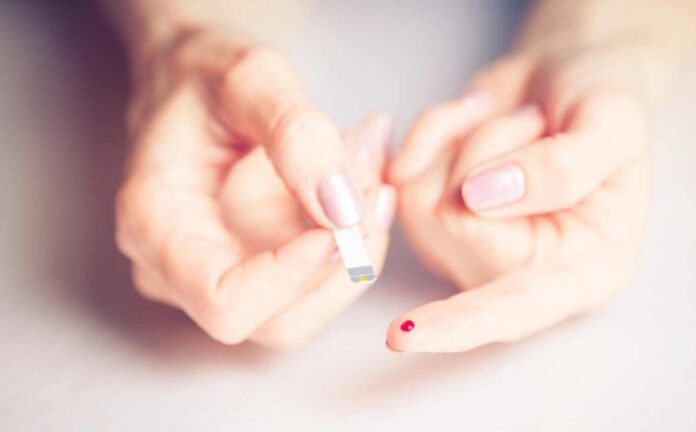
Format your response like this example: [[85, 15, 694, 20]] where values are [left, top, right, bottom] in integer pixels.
[[460, 88, 492, 111], [374, 185, 396, 231], [318, 169, 364, 227], [462, 163, 526, 211], [373, 113, 393, 145], [356, 114, 392, 164]]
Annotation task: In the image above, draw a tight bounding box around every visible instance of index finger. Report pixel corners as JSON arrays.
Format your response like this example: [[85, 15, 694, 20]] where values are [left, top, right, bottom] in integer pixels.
[[220, 46, 364, 229]]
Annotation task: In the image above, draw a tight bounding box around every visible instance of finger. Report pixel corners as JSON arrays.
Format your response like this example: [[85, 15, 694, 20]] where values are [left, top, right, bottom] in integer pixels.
[[220, 46, 363, 228], [388, 90, 493, 185], [131, 264, 177, 308], [118, 86, 338, 345], [447, 104, 545, 194], [345, 113, 392, 189], [199, 227, 341, 345], [388, 55, 534, 186], [220, 113, 392, 252], [136, 195, 339, 345], [460, 93, 648, 217], [386, 256, 632, 353], [250, 184, 396, 349]]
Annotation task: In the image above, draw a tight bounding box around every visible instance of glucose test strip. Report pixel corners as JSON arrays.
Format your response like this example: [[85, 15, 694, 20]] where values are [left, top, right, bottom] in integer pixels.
[[333, 225, 376, 284]]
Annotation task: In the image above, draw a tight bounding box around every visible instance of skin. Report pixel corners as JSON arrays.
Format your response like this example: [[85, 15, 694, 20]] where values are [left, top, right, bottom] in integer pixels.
[[386, 1, 696, 353], [106, 0, 696, 352], [113, 28, 396, 348]]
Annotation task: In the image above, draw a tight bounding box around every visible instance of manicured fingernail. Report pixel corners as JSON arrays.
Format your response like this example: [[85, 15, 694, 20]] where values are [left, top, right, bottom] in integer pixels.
[[462, 163, 526, 211], [318, 169, 364, 227], [400, 320, 415, 332], [356, 114, 392, 164], [460, 88, 492, 111], [373, 113, 393, 144], [514, 103, 541, 116], [374, 185, 396, 231]]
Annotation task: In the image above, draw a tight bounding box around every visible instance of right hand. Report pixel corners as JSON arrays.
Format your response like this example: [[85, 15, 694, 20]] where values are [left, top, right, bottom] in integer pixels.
[[116, 31, 395, 348]]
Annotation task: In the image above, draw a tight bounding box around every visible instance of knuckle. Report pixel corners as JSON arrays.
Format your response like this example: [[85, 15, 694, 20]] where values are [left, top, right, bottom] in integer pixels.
[[235, 45, 281, 67], [130, 267, 160, 302], [157, 233, 184, 280], [269, 104, 329, 171], [222, 45, 286, 92], [201, 307, 249, 346], [196, 284, 254, 346], [273, 105, 325, 145], [208, 325, 248, 346], [166, 29, 223, 71]]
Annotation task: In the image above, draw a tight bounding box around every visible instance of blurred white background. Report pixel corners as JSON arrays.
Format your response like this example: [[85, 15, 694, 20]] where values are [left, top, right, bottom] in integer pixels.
[[1, 1, 695, 430]]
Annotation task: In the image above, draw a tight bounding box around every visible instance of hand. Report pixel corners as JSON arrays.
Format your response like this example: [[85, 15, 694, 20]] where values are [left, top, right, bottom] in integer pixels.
[[115, 31, 396, 348], [386, 41, 657, 353]]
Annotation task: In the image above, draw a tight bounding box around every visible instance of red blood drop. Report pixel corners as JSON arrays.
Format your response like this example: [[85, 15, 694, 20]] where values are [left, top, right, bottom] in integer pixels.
[[400, 320, 415, 332]]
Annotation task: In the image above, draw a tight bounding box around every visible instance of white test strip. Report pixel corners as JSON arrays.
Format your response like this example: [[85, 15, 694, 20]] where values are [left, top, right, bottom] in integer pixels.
[[332, 225, 376, 284]]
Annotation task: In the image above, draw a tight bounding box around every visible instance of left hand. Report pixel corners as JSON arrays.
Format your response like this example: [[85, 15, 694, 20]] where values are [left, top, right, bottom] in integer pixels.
[[386, 41, 658, 353]]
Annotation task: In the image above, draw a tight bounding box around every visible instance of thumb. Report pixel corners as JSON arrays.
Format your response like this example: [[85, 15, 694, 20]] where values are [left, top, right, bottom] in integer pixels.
[[220, 46, 363, 228]]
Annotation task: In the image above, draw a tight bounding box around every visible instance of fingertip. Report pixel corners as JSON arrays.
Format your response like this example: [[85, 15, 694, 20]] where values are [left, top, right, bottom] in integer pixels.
[[385, 315, 421, 353], [385, 299, 483, 354], [353, 113, 393, 182]]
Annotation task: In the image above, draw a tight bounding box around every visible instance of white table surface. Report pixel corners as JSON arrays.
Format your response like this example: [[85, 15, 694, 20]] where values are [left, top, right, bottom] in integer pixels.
[[1, 1, 695, 431]]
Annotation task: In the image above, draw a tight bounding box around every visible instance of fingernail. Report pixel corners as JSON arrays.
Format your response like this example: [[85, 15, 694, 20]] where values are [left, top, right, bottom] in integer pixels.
[[356, 114, 392, 164], [514, 103, 541, 116], [374, 185, 397, 231], [460, 88, 492, 111], [373, 113, 393, 145], [462, 163, 526, 211], [318, 169, 364, 227]]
